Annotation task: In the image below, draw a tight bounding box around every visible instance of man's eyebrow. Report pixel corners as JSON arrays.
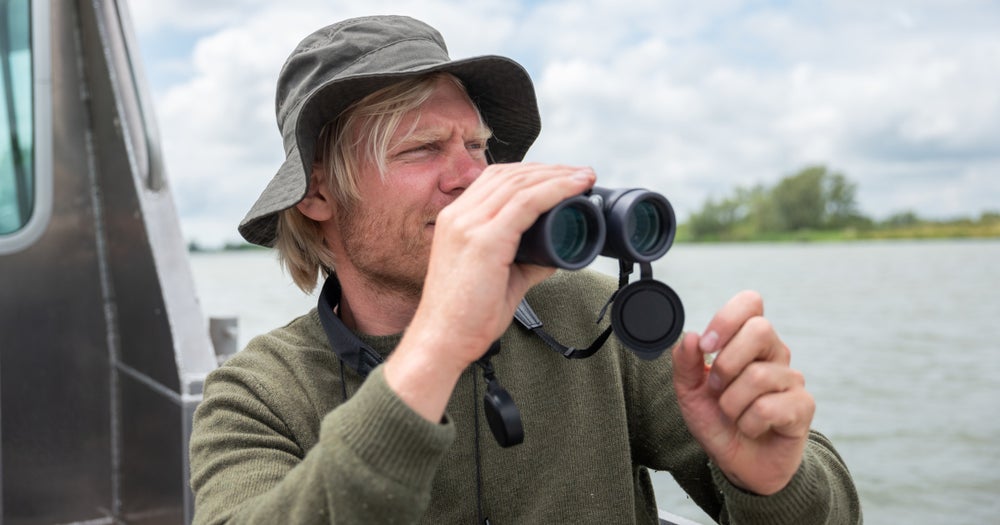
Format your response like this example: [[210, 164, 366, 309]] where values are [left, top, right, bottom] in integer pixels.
[[469, 126, 494, 141], [398, 125, 493, 145]]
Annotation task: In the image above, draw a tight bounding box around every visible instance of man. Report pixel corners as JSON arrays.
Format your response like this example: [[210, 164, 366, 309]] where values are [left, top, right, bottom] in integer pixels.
[[190, 15, 861, 524]]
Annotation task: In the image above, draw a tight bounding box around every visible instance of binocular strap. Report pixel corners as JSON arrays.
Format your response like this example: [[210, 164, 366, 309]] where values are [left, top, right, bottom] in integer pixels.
[[514, 299, 614, 359]]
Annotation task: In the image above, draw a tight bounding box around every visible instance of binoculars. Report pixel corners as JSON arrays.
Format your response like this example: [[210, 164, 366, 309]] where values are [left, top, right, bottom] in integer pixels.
[[485, 186, 684, 448], [517, 186, 677, 268], [516, 185, 684, 361]]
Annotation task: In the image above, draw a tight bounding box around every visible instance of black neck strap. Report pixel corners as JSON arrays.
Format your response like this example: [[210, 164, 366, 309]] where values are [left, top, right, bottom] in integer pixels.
[[510, 262, 636, 360], [513, 300, 614, 359], [316, 276, 384, 378], [317, 273, 618, 378]]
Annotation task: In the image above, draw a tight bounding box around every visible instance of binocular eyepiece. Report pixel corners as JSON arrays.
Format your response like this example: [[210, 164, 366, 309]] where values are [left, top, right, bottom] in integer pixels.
[[517, 187, 677, 269]]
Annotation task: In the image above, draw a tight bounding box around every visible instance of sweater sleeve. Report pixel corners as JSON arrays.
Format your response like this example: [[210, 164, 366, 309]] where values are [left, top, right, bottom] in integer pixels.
[[189, 365, 455, 525], [624, 344, 862, 525], [708, 430, 862, 524]]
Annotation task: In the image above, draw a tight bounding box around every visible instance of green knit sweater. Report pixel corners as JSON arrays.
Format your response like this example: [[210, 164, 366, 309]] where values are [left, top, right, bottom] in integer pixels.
[[189, 270, 861, 524]]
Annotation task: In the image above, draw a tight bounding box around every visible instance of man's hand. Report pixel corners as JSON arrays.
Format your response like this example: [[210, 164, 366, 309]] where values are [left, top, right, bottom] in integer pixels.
[[672, 290, 815, 495], [387, 163, 596, 422], [415, 163, 595, 359]]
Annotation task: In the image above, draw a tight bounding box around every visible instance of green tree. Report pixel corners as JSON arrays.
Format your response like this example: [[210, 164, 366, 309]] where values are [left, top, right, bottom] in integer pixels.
[[824, 172, 861, 228], [881, 211, 921, 228], [771, 165, 826, 231], [685, 164, 871, 240], [770, 165, 863, 231], [688, 196, 744, 239], [979, 211, 1000, 225], [739, 184, 782, 234]]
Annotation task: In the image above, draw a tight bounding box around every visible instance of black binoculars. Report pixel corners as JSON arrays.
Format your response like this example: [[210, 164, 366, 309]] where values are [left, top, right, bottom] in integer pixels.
[[483, 186, 684, 448], [516, 186, 677, 269], [516, 185, 684, 361]]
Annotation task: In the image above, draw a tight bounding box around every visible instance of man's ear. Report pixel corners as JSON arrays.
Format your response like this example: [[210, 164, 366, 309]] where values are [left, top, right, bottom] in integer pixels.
[[296, 165, 336, 222]]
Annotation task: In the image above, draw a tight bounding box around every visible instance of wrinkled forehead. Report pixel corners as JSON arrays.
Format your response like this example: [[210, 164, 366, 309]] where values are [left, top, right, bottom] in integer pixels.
[[390, 79, 493, 142]]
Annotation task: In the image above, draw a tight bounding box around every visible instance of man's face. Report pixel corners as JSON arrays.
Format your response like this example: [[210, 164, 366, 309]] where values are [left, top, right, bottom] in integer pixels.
[[334, 78, 491, 298]]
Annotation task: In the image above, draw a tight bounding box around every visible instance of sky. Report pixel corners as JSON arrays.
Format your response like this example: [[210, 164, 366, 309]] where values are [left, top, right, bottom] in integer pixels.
[[128, 0, 1000, 248]]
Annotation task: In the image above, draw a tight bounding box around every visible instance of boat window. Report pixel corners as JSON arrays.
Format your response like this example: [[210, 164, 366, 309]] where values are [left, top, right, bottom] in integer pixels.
[[0, 0, 51, 254], [0, 0, 33, 235]]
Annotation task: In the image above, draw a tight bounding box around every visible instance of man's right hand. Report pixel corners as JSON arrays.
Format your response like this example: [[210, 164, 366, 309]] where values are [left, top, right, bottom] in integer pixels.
[[385, 163, 597, 422]]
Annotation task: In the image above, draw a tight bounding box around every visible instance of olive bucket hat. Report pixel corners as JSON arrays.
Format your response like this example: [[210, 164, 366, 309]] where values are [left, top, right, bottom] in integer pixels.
[[238, 15, 542, 246]]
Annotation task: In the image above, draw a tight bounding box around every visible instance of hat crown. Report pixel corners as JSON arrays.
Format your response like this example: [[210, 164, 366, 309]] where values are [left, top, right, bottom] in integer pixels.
[[275, 16, 450, 129]]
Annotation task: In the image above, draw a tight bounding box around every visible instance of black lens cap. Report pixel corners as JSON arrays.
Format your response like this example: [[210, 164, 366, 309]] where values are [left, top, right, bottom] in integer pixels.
[[610, 279, 685, 359], [483, 380, 524, 447]]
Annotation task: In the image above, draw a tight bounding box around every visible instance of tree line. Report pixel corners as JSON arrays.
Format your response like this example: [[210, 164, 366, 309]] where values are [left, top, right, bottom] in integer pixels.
[[188, 164, 996, 251], [682, 165, 999, 241]]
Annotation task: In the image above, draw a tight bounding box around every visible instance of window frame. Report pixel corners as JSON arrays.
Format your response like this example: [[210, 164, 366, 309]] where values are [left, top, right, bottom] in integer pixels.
[[0, 0, 53, 255]]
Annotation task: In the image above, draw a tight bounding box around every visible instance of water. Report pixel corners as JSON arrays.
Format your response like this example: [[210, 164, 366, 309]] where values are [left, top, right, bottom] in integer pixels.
[[190, 240, 1000, 525]]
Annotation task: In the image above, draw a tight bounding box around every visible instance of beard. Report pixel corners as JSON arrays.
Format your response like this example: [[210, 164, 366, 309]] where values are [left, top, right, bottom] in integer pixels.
[[336, 201, 434, 300]]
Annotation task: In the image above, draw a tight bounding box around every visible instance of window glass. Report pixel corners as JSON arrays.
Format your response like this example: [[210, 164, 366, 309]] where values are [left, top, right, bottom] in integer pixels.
[[1, 0, 33, 235]]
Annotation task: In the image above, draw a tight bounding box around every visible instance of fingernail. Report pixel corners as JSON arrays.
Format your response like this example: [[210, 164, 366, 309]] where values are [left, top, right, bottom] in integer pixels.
[[699, 330, 719, 353], [571, 169, 594, 182]]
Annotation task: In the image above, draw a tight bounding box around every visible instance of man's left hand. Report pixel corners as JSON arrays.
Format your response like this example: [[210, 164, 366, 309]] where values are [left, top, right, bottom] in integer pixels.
[[672, 290, 815, 495]]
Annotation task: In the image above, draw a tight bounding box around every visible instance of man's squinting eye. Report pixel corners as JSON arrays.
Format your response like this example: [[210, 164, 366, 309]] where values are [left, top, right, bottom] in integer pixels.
[[399, 143, 436, 156]]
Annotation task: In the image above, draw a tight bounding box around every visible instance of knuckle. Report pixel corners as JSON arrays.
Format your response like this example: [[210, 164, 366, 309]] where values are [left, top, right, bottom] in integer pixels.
[[506, 170, 530, 187], [744, 315, 774, 340], [776, 342, 792, 364], [801, 390, 816, 417], [508, 189, 533, 209], [789, 368, 806, 387], [752, 396, 784, 426], [709, 359, 734, 383], [745, 362, 771, 387], [737, 411, 767, 439], [738, 289, 764, 312], [718, 393, 739, 420]]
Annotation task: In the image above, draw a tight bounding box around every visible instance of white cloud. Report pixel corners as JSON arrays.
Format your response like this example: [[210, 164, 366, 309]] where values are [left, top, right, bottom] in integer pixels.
[[133, 0, 1000, 246], [128, 0, 270, 35]]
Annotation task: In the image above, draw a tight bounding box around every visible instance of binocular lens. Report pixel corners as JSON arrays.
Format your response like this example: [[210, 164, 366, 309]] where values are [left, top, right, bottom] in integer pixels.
[[594, 187, 676, 263], [516, 187, 675, 269], [515, 196, 605, 270], [628, 201, 662, 256], [551, 206, 590, 264]]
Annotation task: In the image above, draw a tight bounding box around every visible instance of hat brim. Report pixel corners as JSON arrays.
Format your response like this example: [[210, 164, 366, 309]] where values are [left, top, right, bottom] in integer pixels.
[[239, 55, 540, 247]]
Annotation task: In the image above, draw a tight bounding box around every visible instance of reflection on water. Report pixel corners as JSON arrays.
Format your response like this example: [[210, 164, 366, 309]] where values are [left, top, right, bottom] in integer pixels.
[[191, 239, 1000, 525]]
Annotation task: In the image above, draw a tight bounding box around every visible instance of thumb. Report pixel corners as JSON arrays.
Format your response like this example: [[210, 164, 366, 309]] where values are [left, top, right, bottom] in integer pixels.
[[672, 332, 708, 392]]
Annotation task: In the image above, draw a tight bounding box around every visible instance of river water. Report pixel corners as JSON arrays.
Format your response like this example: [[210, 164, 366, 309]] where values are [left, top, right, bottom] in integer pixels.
[[190, 239, 1000, 525]]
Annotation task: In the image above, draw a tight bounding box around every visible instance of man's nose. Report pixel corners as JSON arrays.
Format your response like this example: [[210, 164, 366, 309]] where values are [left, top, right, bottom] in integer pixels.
[[439, 148, 485, 194]]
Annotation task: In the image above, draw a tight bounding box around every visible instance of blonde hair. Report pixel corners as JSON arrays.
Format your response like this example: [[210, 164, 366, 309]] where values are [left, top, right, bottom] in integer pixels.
[[276, 73, 487, 293]]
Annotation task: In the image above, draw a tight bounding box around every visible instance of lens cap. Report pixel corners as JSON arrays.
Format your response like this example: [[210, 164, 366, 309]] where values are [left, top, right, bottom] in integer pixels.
[[483, 380, 524, 447], [610, 279, 685, 359]]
